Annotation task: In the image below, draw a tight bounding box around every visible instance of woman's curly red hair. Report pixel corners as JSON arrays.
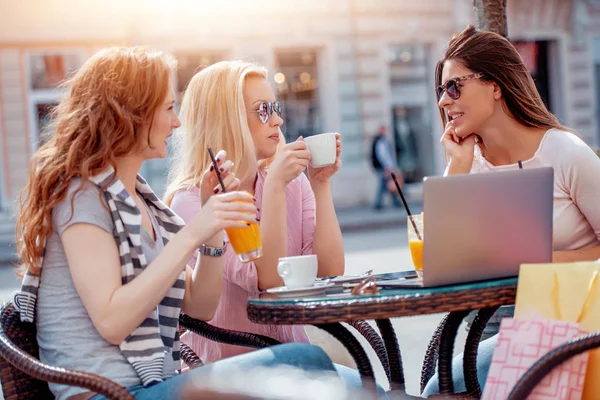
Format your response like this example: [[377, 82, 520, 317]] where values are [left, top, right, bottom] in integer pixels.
[[16, 46, 175, 276]]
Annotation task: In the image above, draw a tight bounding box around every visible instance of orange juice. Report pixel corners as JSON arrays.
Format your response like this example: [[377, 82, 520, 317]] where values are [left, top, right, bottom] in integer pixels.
[[226, 223, 262, 258], [409, 239, 424, 271], [224, 197, 262, 262]]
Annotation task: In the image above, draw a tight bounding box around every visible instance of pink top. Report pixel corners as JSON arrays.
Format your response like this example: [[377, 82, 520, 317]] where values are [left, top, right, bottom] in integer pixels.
[[171, 168, 313, 364], [469, 129, 600, 251]]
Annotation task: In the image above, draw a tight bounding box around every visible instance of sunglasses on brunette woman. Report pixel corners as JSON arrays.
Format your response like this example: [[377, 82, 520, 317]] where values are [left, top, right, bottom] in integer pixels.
[[436, 72, 485, 100]]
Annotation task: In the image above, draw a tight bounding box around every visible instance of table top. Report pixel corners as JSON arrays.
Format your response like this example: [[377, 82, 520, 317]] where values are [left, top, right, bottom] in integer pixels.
[[247, 275, 517, 325]]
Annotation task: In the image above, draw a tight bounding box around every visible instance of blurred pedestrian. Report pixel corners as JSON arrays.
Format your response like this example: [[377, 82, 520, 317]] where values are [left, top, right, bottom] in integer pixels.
[[370, 125, 403, 210]]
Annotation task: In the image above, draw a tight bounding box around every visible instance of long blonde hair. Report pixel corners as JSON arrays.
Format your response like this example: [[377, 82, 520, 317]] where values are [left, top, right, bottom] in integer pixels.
[[165, 60, 283, 205], [17, 47, 174, 276]]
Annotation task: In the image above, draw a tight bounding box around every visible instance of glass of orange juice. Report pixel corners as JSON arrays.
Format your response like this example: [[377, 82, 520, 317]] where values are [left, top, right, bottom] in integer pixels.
[[225, 198, 262, 262], [407, 213, 424, 278]]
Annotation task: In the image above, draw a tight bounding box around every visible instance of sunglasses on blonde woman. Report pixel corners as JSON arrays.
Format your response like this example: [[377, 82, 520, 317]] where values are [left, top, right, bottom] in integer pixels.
[[249, 101, 282, 124], [436, 72, 485, 100]]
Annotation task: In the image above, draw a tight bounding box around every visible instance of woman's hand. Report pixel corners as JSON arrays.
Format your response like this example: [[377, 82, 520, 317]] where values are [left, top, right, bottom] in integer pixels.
[[265, 139, 311, 189], [187, 191, 258, 246], [307, 133, 342, 183], [199, 150, 241, 206], [440, 123, 477, 174]]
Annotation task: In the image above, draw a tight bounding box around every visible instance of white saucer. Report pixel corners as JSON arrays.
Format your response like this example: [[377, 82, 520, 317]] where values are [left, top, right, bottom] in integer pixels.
[[266, 283, 335, 298]]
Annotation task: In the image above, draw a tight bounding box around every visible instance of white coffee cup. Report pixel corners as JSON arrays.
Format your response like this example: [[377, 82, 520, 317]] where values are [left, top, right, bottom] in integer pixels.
[[303, 133, 337, 168], [277, 255, 318, 289]]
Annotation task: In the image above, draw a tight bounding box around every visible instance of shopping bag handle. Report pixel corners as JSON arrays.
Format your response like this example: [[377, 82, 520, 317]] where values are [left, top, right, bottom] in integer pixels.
[[553, 270, 598, 323]]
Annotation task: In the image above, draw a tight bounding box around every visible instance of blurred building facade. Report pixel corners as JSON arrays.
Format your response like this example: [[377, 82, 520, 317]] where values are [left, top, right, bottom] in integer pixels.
[[0, 0, 599, 210]]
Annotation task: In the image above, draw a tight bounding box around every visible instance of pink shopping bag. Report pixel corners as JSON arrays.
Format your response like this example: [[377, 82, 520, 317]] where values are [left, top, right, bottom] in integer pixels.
[[481, 318, 589, 400]]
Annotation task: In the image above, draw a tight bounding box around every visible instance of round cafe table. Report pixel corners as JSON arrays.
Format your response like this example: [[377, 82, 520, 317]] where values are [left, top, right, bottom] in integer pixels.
[[247, 275, 517, 397]]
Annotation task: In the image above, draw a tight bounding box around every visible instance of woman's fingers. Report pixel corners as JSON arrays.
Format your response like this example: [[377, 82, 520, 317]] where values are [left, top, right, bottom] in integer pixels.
[[444, 122, 462, 144], [221, 171, 238, 188], [441, 123, 459, 145], [462, 133, 477, 146], [214, 150, 226, 164], [206, 150, 227, 173], [294, 158, 310, 170], [222, 220, 256, 229], [293, 149, 311, 160], [219, 159, 234, 173], [213, 175, 241, 194], [205, 151, 235, 195], [286, 140, 307, 151], [215, 200, 258, 214], [215, 191, 256, 204], [224, 176, 241, 192], [219, 211, 259, 223]]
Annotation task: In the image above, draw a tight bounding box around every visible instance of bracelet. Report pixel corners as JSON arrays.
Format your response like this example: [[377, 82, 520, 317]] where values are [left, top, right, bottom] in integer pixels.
[[200, 241, 226, 257]]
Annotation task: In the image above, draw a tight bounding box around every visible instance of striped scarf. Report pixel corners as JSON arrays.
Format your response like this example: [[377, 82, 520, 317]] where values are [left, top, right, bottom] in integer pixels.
[[14, 167, 187, 386]]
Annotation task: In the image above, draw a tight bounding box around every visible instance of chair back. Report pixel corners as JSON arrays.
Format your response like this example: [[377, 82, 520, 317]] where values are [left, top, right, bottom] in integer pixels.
[[0, 301, 54, 399]]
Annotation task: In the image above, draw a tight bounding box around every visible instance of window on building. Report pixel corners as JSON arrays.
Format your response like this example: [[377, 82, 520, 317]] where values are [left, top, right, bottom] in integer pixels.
[[174, 52, 225, 103], [513, 41, 552, 112], [28, 52, 84, 150], [36, 103, 56, 147], [30, 53, 80, 90], [389, 44, 434, 182], [273, 50, 321, 141]]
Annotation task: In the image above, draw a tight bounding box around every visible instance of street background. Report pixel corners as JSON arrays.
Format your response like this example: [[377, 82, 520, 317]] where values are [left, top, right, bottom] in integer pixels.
[[2, 0, 600, 397], [0, 0, 599, 214]]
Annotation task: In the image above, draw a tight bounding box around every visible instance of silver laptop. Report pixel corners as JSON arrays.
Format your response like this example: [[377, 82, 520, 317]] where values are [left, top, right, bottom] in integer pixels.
[[384, 167, 554, 288]]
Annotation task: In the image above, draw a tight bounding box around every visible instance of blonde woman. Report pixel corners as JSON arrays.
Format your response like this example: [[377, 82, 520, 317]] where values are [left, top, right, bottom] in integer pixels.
[[165, 61, 346, 364]]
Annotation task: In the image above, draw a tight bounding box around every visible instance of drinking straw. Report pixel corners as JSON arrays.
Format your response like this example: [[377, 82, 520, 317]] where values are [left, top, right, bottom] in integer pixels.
[[391, 172, 422, 241], [208, 147, 227, 193]]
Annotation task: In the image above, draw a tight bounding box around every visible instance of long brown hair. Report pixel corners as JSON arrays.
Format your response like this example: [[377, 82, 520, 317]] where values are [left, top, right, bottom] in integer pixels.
[[16, 47, 174, 276], [435, 25, 568, 132]]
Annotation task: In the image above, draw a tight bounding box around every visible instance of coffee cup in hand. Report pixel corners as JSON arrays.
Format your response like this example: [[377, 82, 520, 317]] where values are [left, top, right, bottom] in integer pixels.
[[277, 255, 318, 289], [303, 133, 336, 168]]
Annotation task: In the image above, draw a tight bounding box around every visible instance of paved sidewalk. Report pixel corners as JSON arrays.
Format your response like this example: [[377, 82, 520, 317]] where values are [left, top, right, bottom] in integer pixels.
[[336, 202, 422, 233], [336, 182, 423, 232]]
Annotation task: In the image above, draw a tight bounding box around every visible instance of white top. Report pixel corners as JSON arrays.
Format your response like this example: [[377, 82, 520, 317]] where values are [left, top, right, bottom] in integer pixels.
[[470, 129, 600, 251]]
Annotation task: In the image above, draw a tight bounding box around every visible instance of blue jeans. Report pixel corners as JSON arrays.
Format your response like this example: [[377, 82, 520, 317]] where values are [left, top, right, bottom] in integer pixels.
[[421, 306, 513, 397], [421, 335, 498, 398], [464, 306, 515, 341], [374, 170, 400, 209], [91, 343, 387, 399]]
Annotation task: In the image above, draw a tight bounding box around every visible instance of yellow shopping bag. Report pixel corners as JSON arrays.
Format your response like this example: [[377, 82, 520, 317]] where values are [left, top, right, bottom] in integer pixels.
[[515, 262, 600, 400]]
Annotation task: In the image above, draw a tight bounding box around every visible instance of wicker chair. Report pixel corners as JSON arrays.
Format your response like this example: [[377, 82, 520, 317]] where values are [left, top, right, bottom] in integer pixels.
[[0, 300, 133, 399], [0, 301, 285, 400], [1, 298, 389, 399], [1, 294, 396, 399]]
